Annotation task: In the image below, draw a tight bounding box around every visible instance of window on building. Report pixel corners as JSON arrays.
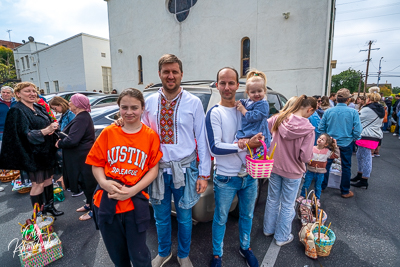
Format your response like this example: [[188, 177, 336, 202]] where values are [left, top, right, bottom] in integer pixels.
[[54, 81, 59, 92], [168, 0, 198, 22], [45, 82, 50, 94], [102, 67, 112, 94], [241, 37, 250, 77], [101, 53, 106, 57], [21, 57, 25, 70], [25, 55, 30, 69], [138, 55, 143, 84]]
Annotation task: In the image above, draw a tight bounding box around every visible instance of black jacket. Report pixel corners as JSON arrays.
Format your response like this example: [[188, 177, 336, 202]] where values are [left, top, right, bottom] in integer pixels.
[[0, 102, 57, 172], [57, 111, 96, 193]]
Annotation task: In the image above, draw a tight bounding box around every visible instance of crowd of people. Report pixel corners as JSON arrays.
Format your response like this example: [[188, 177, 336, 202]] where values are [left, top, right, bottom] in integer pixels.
[[0, 53, 398, 267]]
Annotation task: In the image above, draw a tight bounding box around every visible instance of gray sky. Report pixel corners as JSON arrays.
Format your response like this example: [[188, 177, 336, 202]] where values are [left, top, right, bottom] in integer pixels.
[[333, 0, 400, 87], [1, 0, 399, 87]]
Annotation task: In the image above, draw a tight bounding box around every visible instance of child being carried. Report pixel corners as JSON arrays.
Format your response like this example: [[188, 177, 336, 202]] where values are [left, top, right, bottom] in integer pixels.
[[236, 69, 271, 152]]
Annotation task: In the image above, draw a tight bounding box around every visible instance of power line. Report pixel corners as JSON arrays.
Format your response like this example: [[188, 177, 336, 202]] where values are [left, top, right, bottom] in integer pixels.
[[386, 64, 400, 72], [338, 2, 400, 14], [336, 12, 400, 22], [336, 27, 400, 37]]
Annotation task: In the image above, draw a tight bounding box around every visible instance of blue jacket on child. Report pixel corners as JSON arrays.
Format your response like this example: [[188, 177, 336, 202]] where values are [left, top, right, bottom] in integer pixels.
[[236, 99, 271, 148]]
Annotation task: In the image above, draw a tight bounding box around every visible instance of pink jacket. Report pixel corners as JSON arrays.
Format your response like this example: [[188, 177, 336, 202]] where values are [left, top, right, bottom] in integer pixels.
[[268, 114, 315, 179]]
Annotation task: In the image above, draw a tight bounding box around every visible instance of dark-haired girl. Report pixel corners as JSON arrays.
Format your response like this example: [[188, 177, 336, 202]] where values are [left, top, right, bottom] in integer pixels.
[[296, 133, 339, 206], [86, 88, 162, 267], [263, 95, 316, 247]]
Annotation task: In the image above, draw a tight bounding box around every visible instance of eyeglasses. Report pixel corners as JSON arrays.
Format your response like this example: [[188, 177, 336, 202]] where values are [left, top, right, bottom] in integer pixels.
[[317, 100, 321, 103]]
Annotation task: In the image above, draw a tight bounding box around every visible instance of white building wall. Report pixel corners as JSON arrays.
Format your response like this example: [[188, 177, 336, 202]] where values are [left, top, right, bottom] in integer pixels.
[[13, 34, 111, 94], [106, 0, 334, 97], [82, 35, 111, 92], [14, 42, 48, 86], [35, 35, 86, 92]]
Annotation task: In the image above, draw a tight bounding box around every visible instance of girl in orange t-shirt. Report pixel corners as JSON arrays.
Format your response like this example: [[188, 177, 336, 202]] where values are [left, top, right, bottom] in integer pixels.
[[86, 88, 162, 267]]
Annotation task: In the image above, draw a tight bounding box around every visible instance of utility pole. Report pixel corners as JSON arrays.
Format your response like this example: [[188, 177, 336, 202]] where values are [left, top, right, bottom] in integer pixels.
[[6, 29, 12, 42], [377, 57, 383, 86], [360, 40, 380, 93]]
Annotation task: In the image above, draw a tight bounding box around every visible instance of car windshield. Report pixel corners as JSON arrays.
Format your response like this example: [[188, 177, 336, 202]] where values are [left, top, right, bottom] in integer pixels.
[[235, 92, 279, 116], [90, 105, 118, 118], [143, 90, 211, 113]]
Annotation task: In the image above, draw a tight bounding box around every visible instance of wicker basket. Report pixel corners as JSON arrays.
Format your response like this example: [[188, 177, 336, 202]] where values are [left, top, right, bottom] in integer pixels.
[[18, 186, 32, 194], [246, 140, 274, 179], [313, 225, 336, 257], [0, 170, 20, 183]]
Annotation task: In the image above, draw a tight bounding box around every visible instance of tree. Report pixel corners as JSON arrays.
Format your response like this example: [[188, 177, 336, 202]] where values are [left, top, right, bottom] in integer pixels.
[[331, 68, 364, 94], [379, 85, 392, 96], [392, 86, 400, 94], [0, 46, 16, 83]]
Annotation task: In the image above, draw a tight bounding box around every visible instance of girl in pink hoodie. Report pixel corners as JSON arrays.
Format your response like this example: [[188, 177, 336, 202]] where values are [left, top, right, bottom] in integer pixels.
[[263, 95, 316, 246]]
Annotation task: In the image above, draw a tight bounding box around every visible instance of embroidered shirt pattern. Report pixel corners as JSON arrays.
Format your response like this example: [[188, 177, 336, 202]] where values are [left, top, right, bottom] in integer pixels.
[[157, 92, 182, 144]]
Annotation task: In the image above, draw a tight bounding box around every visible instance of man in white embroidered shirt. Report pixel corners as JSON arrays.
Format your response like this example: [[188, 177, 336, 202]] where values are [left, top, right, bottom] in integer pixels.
[[206, 67, 263, 267], [143, 54, 211, 267]]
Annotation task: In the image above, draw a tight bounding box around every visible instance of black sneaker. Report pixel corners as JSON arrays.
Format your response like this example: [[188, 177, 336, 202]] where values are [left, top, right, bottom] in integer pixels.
[[239, 247, 259, 267], [210, 255, 222, 267]]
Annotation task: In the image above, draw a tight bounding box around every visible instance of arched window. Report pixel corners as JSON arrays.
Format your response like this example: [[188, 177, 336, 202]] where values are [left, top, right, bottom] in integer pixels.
[[168, 0, 198, 22], [138, 55, 143, 84], [241, 37, 250, 77]]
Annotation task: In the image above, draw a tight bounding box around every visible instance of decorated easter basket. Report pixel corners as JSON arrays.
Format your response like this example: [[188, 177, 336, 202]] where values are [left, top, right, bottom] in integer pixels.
[[298, 190, 327, 225], [313, 225, 336, 257], [21, 204, 55, 242], [19, 232, 63, 267], [246, 140, 274, 179]]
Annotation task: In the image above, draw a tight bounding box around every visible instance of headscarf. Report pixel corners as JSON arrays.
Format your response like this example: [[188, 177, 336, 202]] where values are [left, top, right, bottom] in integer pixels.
[[70, 93, 91, 112]]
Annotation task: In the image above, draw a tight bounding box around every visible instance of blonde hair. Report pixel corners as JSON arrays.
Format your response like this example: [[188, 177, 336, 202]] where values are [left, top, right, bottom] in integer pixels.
[[368, 86, 380, 94], [271, 95, 317, 132], [366, 92, 381, 103], [246, 69, 267, 93], [14, 82, 37, 101], [281, 96, 298, 112]]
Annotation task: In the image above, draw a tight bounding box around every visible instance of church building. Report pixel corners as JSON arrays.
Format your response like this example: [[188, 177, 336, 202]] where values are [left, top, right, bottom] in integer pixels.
[[105, 0, 335, 97]]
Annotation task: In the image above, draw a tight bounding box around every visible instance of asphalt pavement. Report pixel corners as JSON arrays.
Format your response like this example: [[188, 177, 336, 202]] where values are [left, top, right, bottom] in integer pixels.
[[1, 133, 399, 267]]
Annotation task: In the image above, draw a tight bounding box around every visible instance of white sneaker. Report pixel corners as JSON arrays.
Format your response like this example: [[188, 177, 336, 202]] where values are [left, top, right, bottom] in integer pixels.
[[0, 187, 4, 192], [393, 133, 398, 136], [72, 191, 84, 197], [398, 136, 400, 140], [275, 234, 294, 246]]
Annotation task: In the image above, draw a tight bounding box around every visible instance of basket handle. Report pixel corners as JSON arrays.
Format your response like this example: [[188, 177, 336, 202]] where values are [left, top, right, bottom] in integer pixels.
[[32, 203, 41, 223], [306, 189, 315, 202], [33, 224, 45, 253], [246, 140, 268, 160]]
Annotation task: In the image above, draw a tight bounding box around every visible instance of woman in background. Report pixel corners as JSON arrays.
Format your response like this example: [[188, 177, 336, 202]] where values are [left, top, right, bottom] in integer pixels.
[[56, 94, 96, 220], [49, 96, 75, 188]]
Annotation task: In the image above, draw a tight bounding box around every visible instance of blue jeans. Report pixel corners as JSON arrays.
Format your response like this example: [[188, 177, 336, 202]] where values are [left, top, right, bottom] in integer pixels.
[[263, 173, 301, 242], [300, 171, 324, 199], [212, 173, 258, 257], [152, 173, 192, 258], [321, 143, 352, 195]]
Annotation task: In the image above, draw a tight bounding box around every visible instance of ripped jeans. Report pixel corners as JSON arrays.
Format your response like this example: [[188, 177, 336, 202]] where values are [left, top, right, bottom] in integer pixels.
[[212, 172, 258, 256]]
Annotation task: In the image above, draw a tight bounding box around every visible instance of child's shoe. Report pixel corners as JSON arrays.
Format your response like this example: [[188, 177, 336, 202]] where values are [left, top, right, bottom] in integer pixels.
[[316, 199, 321, 207], [296, 196, 304, 203]]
